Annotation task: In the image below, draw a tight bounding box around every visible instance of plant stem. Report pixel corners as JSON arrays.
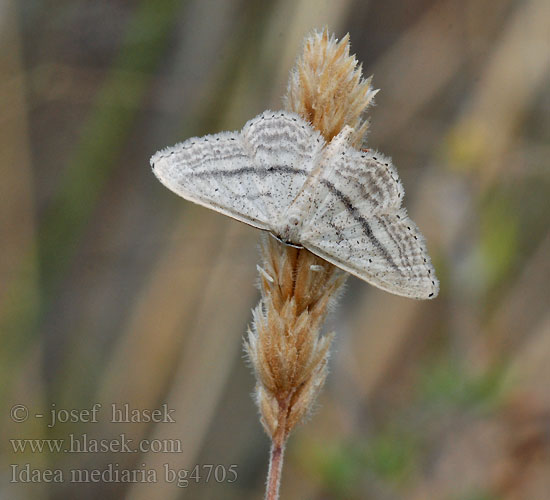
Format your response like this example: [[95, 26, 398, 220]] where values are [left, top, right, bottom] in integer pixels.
[[265, 397, 290, 500], [265, 442, 285, 500], [265, 439, 286, 500]]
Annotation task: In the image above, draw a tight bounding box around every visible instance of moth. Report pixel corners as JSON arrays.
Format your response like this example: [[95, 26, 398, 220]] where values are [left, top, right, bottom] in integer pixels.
[[151, 110, 439, 299]]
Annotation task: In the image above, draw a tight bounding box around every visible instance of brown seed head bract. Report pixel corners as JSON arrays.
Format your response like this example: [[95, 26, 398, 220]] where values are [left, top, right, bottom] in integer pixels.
[[284, 28, 378, 146], [244, 28, 378, 500], [247, 236, 345, 439]]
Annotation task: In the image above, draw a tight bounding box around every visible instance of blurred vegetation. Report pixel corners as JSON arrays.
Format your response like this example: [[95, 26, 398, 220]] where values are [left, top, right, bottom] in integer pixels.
[[1, 0, 549, 499]]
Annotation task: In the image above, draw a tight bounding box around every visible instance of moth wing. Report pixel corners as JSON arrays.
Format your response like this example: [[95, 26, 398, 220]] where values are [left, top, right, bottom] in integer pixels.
[[240, 110, 325, 220], [300, 148, 438, 299], [151, 110, 324, 230]]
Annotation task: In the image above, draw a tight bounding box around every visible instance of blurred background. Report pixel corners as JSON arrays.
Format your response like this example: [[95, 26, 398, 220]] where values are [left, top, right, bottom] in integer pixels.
[[1, 0, 549, 499]]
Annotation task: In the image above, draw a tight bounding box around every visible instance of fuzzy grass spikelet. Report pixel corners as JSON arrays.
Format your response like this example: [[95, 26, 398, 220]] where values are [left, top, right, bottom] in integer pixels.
[[245, 28, 378, 500], [284, 29, 378, 146], [247, 236, 345, 439]]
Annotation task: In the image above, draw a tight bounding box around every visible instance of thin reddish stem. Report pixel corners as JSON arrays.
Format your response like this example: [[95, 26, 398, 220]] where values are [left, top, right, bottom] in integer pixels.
[[265, 439, 286, 500], [265, 397, 290, 500]]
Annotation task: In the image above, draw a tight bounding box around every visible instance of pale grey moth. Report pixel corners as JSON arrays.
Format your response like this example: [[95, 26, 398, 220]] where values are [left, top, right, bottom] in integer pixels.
[[150, 110, 439, 299]]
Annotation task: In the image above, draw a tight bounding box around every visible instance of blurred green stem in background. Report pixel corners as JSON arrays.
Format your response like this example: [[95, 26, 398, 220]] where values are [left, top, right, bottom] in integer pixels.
[[39, 0, 184, 290], [1, 0, 184, 404]]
